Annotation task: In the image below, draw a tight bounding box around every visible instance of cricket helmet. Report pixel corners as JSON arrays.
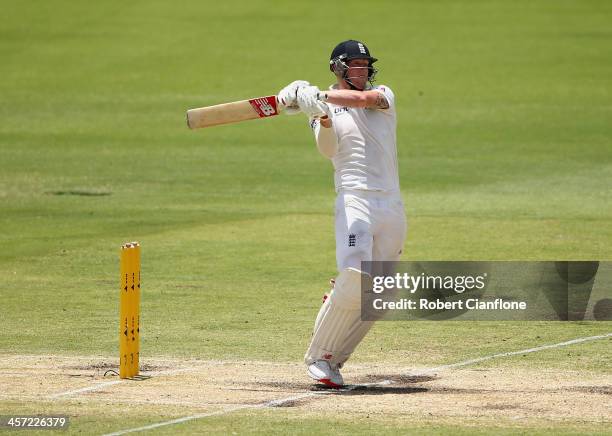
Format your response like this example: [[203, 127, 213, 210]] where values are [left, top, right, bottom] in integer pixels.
[[329, 40, 378, 88]]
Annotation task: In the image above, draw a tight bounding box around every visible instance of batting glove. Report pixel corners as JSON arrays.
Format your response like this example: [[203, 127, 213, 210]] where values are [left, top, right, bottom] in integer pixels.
[[297, 85, 330, 118], [278, 80, 310, 115]]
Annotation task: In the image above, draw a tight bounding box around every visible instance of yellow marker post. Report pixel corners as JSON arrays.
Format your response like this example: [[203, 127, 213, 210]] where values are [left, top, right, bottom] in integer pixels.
[[119, 242, 141, 378]]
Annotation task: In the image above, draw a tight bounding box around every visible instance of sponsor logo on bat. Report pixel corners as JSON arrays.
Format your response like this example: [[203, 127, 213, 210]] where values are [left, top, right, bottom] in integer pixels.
[[249, 96, 279, 117]]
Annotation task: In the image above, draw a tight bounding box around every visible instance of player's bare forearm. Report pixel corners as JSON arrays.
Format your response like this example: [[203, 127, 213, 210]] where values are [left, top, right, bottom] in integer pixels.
[[319, 90, 388, 109]]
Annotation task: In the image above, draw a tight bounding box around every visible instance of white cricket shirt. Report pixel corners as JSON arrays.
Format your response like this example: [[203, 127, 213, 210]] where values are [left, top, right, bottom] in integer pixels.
[[313, 84, 400, 193]]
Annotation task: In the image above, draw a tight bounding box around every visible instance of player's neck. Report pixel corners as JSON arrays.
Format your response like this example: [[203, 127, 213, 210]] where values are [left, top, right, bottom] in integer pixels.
[[338, 79, 366, 91], [338, 80, 352, 90]]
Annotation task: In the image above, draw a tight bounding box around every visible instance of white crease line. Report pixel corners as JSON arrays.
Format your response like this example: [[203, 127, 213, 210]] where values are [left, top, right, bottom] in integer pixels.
[[47, 365, 206, 399], [103, 391, 330, 436], [410, 332, 612, 376], [100, 378, 456, 436], [263, 391, 323, 407], [49, 381, 124, 399], [102, 406, 254, 436], [101, 332, 612, 436], [48, 362, 300, 399]]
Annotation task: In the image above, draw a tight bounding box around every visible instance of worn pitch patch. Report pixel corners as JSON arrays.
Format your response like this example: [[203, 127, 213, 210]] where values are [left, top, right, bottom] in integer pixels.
[[0, 354, 610, 425]]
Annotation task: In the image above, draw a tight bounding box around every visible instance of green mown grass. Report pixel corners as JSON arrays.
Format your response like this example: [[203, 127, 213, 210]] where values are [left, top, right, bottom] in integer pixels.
[[1, 0, 610, 433]]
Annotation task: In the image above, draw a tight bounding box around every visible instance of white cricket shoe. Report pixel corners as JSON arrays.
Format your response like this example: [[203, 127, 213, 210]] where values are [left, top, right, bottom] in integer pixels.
[[307, 360, 344, 388]]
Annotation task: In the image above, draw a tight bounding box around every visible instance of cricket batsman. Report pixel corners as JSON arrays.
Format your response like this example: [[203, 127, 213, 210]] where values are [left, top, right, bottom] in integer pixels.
[[278, 40, 407, 387]]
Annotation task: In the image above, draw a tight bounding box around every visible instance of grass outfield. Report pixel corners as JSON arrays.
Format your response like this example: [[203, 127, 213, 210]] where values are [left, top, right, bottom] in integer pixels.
[[1, 0, 611, 434]]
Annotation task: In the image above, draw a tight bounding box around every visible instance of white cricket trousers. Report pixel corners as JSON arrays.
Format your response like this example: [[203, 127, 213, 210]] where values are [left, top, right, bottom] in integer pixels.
[[335, 189, 407, 271], [304, 189, 407, 368]]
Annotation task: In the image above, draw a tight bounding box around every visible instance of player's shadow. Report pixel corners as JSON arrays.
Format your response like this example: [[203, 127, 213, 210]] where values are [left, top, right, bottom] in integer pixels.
[[313, 384, 428, 395], [257, 374, 433, 397], [312, 374, 434, 395]]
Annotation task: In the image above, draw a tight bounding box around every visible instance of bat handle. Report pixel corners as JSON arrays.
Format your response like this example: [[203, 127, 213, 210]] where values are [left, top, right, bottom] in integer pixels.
[[276, 96, 299, 112]]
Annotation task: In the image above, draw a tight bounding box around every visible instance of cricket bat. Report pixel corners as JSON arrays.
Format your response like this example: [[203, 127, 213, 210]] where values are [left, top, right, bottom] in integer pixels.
[[186, 95, 288, 129]]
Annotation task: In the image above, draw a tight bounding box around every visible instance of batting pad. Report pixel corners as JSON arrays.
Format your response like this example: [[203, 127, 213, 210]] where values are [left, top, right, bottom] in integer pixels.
[[312, 293, 331, 334], [305, 268, 371, 367], [335, 318, 375, 367]]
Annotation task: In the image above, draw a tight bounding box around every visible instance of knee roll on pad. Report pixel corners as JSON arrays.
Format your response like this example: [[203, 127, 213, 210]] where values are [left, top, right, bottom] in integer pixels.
[[329, 267, 369, 310]]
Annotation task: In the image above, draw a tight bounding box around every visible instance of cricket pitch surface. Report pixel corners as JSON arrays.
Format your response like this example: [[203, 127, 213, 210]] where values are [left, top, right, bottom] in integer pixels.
[[1, 354, 610, 433]]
